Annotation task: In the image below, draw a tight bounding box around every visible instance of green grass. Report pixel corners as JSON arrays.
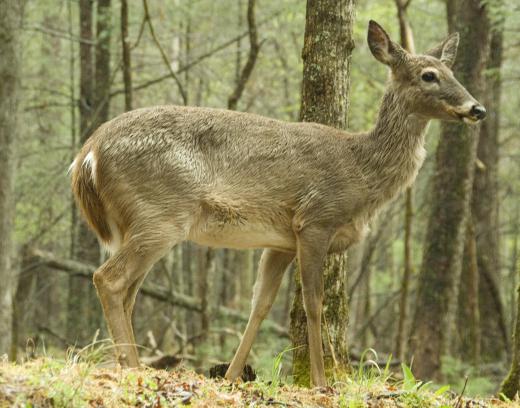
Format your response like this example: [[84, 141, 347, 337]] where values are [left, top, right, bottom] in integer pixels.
[[0, 345, 517, 407]]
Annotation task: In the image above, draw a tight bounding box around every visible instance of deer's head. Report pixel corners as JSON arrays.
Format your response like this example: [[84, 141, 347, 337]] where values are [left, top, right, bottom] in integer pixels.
[[367, 20, 486, 124]]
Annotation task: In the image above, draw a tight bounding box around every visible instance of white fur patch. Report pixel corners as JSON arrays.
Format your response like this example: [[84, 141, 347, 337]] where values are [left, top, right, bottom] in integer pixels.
[[67, 159, 77, 175], [102, 218, 122, 255], [82, 151, 97, 186]]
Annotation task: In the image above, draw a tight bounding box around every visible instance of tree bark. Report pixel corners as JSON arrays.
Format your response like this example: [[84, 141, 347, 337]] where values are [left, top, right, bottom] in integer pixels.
[[121, 0, 133, 111], [68, 0, 101, 345], [501, 283, 520, 399], [0, 0, 21, 356], [94, 0, 111, 127], [290, 0, 355, 386], [409, 0, 490, 381], [473, 23, 508, 361], [393, 0, 415, 362], [457, 221, 481, 366]]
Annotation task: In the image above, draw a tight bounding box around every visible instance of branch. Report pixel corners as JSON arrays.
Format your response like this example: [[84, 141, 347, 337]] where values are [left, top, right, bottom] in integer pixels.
[[28, 249, 289, 338], [353, 290, 401, 339], [23, 24, 97, 45], [109, 9, 282, 99], [142, 0, 188, 105], [227, 0, 261, 110], [348, 201, 400, 300]]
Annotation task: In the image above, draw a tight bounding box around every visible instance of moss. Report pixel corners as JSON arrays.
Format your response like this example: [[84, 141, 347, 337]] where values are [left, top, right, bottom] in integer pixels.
[[500, 369, 520, 401]]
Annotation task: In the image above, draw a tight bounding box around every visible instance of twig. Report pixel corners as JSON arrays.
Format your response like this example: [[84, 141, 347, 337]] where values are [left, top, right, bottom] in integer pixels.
[[109, 9, 283, 99], [23, 24, 97, 45], [455, 376, 469, 408], [142, 0, 188, 105], [227, 0, 262, 110]]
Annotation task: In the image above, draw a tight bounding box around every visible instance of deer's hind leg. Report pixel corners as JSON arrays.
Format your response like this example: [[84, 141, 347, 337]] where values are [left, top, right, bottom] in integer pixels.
[[93, 226, 182, 367]]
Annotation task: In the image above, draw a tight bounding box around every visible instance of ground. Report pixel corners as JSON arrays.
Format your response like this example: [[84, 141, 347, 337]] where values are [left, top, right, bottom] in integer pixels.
[[0, 353, 518, 407]]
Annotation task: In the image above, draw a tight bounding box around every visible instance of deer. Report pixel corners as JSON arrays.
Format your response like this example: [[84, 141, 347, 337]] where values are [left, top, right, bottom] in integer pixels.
[[70, 20, 486, 387]]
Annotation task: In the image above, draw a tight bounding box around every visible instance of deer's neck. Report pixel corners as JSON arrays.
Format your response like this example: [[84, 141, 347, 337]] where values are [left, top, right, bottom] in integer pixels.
[[361, 88, 429, 198]]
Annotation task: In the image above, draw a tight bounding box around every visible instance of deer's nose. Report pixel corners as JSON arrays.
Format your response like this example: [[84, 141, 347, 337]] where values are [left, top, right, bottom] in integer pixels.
[[470, 104, 486, 120]]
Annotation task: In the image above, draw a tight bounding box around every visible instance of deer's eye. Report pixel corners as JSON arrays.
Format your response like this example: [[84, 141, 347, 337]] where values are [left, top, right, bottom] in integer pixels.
[[421, 72, 437, 82]]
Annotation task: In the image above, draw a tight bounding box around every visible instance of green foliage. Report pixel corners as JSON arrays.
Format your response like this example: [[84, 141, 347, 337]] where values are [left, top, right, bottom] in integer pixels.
[[441, 356, 497, 397]]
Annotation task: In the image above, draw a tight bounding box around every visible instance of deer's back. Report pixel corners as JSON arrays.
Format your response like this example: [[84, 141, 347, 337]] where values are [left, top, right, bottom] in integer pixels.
[[86, 106, 366, 249]]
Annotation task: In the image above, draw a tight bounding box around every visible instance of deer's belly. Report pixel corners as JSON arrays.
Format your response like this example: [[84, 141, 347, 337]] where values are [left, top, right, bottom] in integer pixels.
[[188, 223, 296, 252]]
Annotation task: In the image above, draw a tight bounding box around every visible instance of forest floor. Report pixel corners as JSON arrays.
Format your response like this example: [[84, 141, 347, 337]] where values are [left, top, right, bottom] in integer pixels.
[[0, 355, 518, 407]]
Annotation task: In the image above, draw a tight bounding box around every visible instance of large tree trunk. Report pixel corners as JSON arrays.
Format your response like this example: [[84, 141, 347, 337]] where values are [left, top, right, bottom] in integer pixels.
[[409, 0, 490, 381], [473, 24, 508, 361], [290, 0, 355, 386], [0, 0, 21, 356]]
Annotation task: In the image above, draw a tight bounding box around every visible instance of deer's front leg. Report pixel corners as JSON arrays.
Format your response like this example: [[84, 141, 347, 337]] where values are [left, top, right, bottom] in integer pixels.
[[296, 225, 331, 388], [225, 249, 294, 381]]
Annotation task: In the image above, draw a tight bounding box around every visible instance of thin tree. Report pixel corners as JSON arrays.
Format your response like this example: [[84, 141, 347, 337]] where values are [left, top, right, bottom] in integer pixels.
[[409, 0, 490, 380], [501, 281, 520, 398], [121, 0, 133, 111], [393, 0, 415, 362], [0, 0, 22, 356], [473, 12, 508, 361], [290, 0, 355, 386]]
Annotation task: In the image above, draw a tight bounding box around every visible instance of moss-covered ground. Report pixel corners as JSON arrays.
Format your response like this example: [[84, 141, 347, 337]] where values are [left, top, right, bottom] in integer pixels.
[[0, 347, 517, 407]]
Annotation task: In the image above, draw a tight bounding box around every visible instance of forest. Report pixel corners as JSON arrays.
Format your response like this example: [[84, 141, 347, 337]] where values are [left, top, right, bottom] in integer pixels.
[[1, 0, 520, 406]]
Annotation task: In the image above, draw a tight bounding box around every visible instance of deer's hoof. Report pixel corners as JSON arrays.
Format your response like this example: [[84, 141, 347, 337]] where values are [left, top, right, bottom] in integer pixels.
[[209, 363, 256, 382]]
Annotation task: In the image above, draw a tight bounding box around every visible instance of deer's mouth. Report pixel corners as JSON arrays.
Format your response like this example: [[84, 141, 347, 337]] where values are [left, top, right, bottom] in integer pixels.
[[461, 115, 480, 124], [442, 101, 485, 124], [452, 109, 482, 124]]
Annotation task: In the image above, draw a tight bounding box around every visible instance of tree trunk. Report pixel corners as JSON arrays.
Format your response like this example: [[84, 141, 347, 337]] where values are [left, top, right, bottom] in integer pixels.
[[393, 0, 415, 362], [473, 23, 508, 361], [88, 0, 112, 337], [290, 0, 355, 386], [457, 221, 481, 366], [121, 0, 133, 111], [395, 189, 413, 360], [409, 0, 490, 381], [68, 0, 101, 345], [501, 283, 520, 399], [0, 0, 21, 356], [94, 0, 111, 127]]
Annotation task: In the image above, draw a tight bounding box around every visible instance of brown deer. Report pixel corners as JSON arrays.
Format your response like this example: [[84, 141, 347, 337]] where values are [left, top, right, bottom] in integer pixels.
[[70, 21, 485, 387]]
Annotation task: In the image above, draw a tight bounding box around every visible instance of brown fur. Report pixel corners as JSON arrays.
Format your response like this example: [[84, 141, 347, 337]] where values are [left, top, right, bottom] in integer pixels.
[[71, 142, 112, 243]]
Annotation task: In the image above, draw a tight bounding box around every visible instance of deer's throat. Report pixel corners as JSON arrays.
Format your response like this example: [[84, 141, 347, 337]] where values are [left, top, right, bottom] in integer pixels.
[[364, 93, 429, 200]]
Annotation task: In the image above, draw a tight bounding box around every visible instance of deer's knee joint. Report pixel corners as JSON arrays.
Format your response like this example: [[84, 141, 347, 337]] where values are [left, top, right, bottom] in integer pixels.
[[93, 266, 125, 295]]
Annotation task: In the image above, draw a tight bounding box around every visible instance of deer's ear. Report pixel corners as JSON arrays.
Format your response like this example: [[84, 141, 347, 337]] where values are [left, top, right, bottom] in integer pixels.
[[367, 20, 405, 67], [426, 32, 459, 68]]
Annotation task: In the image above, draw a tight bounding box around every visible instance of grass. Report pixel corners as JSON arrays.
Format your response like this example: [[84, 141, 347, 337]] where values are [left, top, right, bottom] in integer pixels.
[[0, 345, 518, 407]]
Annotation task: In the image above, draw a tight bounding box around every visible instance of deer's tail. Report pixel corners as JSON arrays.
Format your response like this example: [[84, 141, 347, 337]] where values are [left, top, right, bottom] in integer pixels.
[[70, 144, 113, 247]]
